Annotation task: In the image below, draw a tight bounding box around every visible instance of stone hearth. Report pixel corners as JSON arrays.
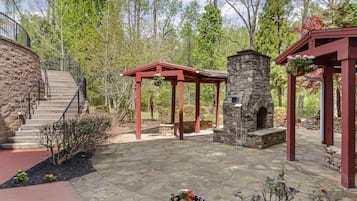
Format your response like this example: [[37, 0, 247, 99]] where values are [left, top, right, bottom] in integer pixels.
[[213, 50, 286, 148]]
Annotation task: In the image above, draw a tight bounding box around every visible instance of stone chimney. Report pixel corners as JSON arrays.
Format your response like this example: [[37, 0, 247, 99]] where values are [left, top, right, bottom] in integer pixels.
[[214, 50, 274, 145]]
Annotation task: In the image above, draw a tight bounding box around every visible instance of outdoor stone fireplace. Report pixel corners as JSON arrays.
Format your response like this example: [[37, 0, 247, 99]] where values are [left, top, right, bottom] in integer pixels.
[[213, 50, 286, 148]]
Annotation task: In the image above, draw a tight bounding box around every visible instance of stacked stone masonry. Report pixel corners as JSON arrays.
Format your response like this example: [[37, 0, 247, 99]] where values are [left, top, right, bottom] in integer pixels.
[[159, 121, 212, 136], [323, 146, 357, 172], [0, 36, 44, 143], [214, 50, 278, 147]]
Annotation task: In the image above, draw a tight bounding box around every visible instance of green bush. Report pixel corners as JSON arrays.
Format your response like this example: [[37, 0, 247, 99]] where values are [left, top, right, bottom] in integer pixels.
[[39, 114, 112, 165]]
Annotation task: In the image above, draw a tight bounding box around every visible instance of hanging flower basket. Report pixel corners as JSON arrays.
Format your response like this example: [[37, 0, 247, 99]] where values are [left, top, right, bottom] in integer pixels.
[[286, 55, 317, 76], [152, 73, 165, 86]]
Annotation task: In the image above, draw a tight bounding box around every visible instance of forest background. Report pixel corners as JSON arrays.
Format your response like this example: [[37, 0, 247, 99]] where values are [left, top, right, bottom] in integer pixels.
[[2, 0, 357, 123]]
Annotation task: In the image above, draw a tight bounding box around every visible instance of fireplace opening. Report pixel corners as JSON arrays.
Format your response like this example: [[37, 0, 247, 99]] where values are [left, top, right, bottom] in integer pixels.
[[256, 107, 268, 129]]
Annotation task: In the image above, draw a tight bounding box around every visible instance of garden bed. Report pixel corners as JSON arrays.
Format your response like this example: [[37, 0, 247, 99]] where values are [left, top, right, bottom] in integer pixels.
[[0, 151, 95, 189]]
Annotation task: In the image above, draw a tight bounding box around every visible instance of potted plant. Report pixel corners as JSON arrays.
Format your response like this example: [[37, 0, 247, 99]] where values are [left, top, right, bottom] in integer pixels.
[[170, 189, 206, 201], [285, 55, 317, 76], [152, 73, 165, 86]]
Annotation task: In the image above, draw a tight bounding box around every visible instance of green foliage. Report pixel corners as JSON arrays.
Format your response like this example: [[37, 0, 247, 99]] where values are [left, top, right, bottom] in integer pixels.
[[39, 114, 112, 165], [13, 169, 29, 184], [324, 1, 357, 28], [194, 3, 225, 70], [235, 170, 298, 201], [255, 0, 296, 107]]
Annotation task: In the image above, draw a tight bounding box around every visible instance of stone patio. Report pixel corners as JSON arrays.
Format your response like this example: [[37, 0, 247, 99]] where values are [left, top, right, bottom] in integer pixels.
[[71, 128, 357, 201]]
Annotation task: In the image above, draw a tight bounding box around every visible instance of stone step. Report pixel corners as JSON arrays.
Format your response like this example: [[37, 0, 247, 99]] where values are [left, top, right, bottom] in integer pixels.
[[7, 136, 40, 143], [0, 143, 43, 149]]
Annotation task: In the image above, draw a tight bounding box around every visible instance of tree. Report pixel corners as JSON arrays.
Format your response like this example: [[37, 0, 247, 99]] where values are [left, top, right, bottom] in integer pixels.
[[225, 0, 262, 49], [194, 3, 224, 70], [255, 0, 296, 107]]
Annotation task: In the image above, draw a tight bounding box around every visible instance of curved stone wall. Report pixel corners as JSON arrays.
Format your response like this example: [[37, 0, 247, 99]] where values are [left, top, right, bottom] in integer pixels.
[[0, 36, 44, 143]]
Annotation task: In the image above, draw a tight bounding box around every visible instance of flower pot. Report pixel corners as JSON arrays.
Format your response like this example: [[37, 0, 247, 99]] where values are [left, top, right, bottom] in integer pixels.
[[291, 67, 305, 76], [152, 80, 162, 86]]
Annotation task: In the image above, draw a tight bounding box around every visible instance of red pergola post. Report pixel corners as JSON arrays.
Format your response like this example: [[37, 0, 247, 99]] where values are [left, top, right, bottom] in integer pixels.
[[178, 80, 184, 140], [171, 81, 176, 123], [215, 82, 221, 128], [287, 74, 296, 161], [323, 66, 334, 146], [341, 58, 356, 188], [135, 78, 142, 140], [195, 79, 200, 133]]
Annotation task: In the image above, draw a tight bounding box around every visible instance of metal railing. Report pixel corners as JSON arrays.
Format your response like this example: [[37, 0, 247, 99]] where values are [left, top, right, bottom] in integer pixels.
[[15, 79, 42, 129], [0, 12, 31, 47], [58, 77, 86, 123], [41, 57, 87, 123]]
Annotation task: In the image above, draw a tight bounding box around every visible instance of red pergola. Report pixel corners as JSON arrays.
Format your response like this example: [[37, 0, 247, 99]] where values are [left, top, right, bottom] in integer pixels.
[[122, 61, 227, 140], [276, 27, 357, 188]]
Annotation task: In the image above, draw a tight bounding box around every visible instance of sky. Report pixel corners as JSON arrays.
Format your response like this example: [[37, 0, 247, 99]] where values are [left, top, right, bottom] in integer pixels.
[[0, 0, 244, 26]]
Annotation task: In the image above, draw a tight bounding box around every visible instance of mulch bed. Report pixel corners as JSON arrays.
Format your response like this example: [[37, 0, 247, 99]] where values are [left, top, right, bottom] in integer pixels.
[[0, 151, 95, 189]]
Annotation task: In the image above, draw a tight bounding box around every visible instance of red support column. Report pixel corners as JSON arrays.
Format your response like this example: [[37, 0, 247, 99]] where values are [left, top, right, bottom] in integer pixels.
[[323, 66, 334, 146], [178, 80, 184, 140], [215, 82, 221, 128], [171, 81, 176, 123], [287, 74, 296, 161], [135, 79, 142, 140], [195, 79, 200, 133], [341, 58, 356, 188]]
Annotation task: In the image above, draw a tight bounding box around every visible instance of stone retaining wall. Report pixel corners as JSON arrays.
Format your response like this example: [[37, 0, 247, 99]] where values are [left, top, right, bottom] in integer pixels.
[[0, 36, 44, 143]]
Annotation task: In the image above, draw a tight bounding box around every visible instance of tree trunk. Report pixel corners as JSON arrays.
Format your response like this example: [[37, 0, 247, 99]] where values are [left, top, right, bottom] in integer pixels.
[[153, 0, 158, 39], [213, 0, 218, 8], [278, 87, 283, 107], [298, 93, 304, 118], [336, 87, 341, 117]]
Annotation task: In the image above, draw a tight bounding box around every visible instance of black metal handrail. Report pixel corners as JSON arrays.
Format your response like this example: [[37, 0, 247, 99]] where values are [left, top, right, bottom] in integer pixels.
[[0, 12, 31, 47], [43, 65, 51, 100], [57, 77, 86, 123], [41, 56, 87, 123], [14, 80, 41, 129]]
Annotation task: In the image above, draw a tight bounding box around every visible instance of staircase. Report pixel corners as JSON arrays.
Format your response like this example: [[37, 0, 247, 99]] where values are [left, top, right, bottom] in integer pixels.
[[1, 70, 78, 149]]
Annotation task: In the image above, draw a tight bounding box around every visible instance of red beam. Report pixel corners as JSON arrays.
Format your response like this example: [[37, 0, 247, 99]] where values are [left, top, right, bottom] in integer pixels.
[[323, 67, 334, 146], [137, 70, 184, 80], [296, 38, 348, 59], [215, 82, 221, 128], [178, 80, 184, 140], [341, 58, 356, 188], [171, 81, 176, 123], [135, 80, 142, 140], [195, 79, 200, 133], [287, 74, 296, 161]]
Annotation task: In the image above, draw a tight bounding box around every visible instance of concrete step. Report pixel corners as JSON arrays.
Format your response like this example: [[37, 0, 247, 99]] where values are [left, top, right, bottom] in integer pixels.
[[25, 119, 58, 124], [21, 124, 47, 130], [38, 105, 75, 109], [35, 109, 78, 114], [15, 130, 40, 136], [0, 143, 43, 149], [7, 136, 39, 143]]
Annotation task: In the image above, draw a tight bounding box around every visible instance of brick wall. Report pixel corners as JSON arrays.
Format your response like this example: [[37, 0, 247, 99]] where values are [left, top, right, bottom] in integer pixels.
[[0, 36, 44, 143]]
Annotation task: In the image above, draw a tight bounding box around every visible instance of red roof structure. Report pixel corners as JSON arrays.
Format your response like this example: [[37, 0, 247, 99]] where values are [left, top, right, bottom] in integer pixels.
[[275, 27, 357, 188], [122, 61, 227, 140]]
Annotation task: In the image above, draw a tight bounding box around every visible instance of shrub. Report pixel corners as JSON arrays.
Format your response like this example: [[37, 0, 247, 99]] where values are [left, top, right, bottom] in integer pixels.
[[274, 107, 287, 127], [39, 114, 112, 165]]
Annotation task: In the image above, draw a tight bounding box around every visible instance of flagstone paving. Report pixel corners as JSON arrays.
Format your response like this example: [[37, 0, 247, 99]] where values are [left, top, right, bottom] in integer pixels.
[[71, 128, 357, 201]]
